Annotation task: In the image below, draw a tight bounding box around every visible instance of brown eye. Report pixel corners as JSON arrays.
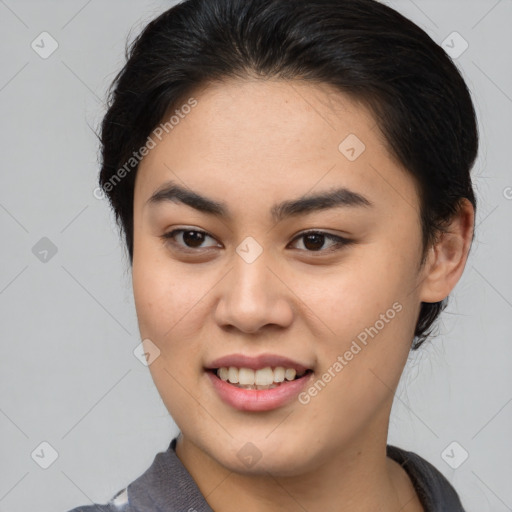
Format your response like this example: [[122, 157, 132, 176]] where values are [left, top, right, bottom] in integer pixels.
[[161, 229, 220, 251], [160, 228, 352, 256], [302, 233, 326, 251], [180, 230, 207, 248], [290, 231, 352, 253]]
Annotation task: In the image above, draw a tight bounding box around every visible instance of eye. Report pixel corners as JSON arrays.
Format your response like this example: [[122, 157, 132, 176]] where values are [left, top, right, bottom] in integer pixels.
[[161, 228, 221, 252], [288, 230, 352, 254], [160, 228, 352, 255]]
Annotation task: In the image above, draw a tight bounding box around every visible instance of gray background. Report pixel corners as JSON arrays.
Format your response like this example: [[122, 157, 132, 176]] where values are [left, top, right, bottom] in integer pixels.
[[0, 1, 511, 511]]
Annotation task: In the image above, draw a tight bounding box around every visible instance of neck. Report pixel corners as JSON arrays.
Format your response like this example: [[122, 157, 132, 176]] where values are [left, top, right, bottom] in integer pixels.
[[174, 422, 422, 512]]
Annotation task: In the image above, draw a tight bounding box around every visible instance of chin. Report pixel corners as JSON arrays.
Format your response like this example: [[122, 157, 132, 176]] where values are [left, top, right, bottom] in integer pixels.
[[204, 434, 319, 477]]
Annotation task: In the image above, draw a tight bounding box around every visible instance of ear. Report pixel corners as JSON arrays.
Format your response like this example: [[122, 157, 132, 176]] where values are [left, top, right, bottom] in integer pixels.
[[419, 198, 475, 303]]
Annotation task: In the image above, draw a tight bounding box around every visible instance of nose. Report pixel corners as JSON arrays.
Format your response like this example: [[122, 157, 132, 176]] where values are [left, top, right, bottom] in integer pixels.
[[213, 247, 294, 334]]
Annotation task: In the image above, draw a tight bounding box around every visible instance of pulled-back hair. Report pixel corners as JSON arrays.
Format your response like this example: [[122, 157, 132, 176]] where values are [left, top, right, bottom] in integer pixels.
[[98, 0, 478, 349]]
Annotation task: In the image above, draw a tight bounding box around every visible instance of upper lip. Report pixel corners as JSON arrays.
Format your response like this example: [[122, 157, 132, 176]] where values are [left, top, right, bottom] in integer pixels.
[[205, 353, 312, 373]]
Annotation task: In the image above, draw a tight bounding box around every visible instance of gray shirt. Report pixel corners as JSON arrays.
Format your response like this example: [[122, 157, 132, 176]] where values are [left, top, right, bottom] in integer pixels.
[[67, 437, 466, 511]]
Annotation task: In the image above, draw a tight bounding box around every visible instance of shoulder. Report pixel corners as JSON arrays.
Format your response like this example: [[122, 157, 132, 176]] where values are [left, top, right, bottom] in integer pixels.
[[65, 487, 130, 511], [64, 436, 212, 512], [387, 444, 466, 511], [66, 507, 115, 512]]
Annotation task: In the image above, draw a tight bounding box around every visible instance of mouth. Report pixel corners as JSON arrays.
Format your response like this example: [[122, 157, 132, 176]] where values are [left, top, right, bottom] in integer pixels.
[[204, 354, 314, 411], [204, 353, 314, 412], [207, 366, 314, 390]]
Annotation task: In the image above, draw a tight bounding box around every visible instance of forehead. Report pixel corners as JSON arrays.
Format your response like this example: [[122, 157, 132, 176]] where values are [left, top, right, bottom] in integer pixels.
[[160, 78, 378, 159], [134, 78, 417, 215]]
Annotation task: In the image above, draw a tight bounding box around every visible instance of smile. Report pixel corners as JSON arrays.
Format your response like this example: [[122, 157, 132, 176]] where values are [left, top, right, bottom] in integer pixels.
[[204, 353, 314, 411], [214, 366, 310, 390]]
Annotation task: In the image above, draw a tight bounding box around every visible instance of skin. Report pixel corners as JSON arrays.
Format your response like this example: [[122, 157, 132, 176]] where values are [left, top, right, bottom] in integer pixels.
[[131, 78, 474, 512]]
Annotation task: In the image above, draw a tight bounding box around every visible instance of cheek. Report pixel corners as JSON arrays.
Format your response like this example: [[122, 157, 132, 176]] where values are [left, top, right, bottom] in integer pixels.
[[132, 261, 178, 338], [319, 240, 419, 329], [310, 239, 421, 394], [131, 244, 215, 435], [132, 231, 194, 334], [132, 257, 207, 411], [131, 239, 220, 380]]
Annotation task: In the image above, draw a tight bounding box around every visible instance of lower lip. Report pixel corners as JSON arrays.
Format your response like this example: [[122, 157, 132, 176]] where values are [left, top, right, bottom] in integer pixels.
[[206, 370, 313, 412]]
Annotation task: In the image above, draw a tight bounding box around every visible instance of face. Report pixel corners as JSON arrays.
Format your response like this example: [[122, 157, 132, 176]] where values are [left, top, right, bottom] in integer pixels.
[[132, 78, 429, 476]]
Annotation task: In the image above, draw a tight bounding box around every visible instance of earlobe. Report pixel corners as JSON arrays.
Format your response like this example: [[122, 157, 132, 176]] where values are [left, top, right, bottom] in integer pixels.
[[419, 199, 475, 304]]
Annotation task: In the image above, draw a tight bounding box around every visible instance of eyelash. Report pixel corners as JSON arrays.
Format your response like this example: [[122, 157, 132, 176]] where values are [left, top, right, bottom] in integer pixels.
[[160, 228, 353, 255]]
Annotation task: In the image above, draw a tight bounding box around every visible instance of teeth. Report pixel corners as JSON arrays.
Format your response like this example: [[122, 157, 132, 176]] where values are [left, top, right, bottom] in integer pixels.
[[274, 366, 285, 382], [218, 367, 229, 381], [255, 367, 274, 386], [285, 368, 296, 381], [238, 368, 255, 385], [215, 366, 306, 386], [228, 366, 239, 384]]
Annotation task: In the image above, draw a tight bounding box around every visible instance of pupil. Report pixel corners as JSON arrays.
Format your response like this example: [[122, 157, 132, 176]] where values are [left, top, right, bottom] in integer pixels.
[[304, 233, 324, 251], [183, 231, 204, 248]]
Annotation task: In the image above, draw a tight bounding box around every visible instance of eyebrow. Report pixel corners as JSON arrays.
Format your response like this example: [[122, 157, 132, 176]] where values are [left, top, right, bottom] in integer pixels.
[[146, 180, 373, 223]]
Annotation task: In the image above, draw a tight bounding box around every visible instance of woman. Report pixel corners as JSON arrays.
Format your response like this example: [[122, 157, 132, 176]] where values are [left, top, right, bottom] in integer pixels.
[[70, 0, 477, 510]]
